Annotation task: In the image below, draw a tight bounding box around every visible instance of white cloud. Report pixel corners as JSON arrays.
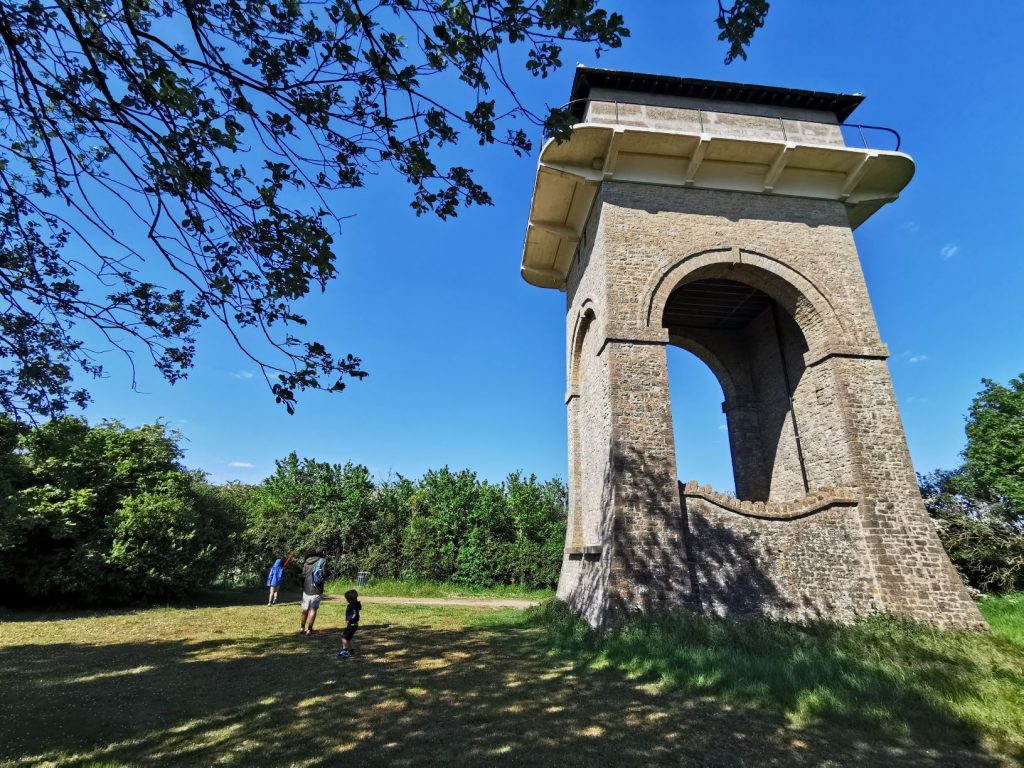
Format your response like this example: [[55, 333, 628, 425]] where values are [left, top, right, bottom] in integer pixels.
[[899, 351, 929, 365], [939, 243, 959, 260], [717, 424, 728, 431], [231, 370, 255, 380], [229, 461, 255, 469], [899, 220, 920, 235]]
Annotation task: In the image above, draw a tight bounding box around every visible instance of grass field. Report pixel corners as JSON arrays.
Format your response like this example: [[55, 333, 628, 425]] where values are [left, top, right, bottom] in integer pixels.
[[979, 592, 1024, 645], [325, 577, 555, 602], [0, 591, 1022, 767]]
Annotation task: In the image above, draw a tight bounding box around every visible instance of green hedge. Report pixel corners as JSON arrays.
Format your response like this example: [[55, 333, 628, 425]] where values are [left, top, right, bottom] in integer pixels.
[[0, 417, 567, 606], [236, 456, 567, 590]]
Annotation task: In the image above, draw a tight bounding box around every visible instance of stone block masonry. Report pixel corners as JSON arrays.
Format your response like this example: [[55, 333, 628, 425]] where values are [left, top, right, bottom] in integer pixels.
[[538, 70, 986, 630]]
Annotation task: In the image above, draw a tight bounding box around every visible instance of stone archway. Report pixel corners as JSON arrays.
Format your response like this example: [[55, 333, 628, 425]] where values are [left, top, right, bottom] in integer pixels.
[[661, 273, 855, 502], [566, 306, 604, 550]]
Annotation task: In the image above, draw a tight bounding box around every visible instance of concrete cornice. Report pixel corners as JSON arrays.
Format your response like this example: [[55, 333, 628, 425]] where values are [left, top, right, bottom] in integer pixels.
[[520, 124, 915, 290]]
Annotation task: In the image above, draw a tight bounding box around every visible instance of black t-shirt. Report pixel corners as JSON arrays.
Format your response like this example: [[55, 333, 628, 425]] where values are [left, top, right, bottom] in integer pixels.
[[345, 600, 361, 626]]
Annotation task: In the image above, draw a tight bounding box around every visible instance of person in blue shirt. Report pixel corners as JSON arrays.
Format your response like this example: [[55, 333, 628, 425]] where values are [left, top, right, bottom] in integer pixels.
[[266, 558, 284, 606]]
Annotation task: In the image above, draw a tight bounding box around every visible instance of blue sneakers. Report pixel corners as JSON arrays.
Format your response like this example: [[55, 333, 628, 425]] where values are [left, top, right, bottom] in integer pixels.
[[337, 650, 350, 659]]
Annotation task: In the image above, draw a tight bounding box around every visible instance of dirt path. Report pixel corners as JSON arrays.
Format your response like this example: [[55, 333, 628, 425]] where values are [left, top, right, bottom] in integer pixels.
[[324, 594, 540, 609]]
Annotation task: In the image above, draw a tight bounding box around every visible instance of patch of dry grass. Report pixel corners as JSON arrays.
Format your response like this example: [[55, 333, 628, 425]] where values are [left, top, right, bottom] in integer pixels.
[[0, 590, 1020, 767]]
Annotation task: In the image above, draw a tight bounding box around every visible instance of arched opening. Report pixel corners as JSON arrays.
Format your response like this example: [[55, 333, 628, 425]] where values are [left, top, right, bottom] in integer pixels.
[[666, 346, 735, 494], [662, 276, 843, 502], [568, 307, 605, 549]]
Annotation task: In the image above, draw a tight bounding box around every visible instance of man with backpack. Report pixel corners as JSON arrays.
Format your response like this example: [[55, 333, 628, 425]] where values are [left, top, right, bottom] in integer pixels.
[[298, 549, 327, 635]]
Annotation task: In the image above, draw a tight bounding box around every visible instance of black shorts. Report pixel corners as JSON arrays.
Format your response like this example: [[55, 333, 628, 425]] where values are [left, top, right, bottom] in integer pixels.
[[342, 624, 358, 641]]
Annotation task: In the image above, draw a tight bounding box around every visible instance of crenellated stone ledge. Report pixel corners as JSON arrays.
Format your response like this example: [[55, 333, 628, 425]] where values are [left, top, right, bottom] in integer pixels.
[[679, 480, 859, 520]]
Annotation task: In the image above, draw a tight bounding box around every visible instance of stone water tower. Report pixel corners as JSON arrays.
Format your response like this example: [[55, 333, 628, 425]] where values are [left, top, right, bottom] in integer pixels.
[[521, 67, 985, 629]]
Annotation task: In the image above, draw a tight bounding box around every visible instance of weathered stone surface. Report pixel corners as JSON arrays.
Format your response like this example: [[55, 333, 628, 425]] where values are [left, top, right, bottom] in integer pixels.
[[683, 494, 875, 622], [554, 165, 985, 631], [546, 74, 985, 631]]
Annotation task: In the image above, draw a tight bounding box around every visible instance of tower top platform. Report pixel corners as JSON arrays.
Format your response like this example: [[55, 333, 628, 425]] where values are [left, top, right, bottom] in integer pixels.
[[521, 68, 913, 290]]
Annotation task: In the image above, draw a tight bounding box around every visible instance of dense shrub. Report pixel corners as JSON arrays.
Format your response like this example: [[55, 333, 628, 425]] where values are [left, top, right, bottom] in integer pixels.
[[361, 476, 417, 578], [232, 454, 377, 584], [921, 470, 1024, 594], [240, 462, 567, 590], [920, 374, 1024, 595], [109, 477, 241, 598], [0, 417, 238, 605], [2, 418, 567, 604]]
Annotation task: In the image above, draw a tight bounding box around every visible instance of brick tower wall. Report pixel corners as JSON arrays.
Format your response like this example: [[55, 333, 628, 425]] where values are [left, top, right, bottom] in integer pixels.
[[556, 181, 985, 629]]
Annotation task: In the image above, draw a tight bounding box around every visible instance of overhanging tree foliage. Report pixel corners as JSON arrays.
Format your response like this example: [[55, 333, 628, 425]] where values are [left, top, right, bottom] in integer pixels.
[[715, 0, 769, 64], [0, 1, 767, 421]]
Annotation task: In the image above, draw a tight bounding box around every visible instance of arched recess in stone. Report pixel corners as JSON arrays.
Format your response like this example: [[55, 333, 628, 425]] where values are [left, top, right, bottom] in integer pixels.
[[568, 301, 597, 393], [659, 266, 857, 502], [568, 306, 599, 548]]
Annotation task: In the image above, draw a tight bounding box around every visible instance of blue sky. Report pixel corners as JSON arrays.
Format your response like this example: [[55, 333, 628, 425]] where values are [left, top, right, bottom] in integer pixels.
[[74, 1, 1024, 489]]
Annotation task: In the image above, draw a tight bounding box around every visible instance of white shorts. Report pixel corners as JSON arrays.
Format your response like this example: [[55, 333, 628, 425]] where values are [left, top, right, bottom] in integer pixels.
[[301, 592, 322, 611]]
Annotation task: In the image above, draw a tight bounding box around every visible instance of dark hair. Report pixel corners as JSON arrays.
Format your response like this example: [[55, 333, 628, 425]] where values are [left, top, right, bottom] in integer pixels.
[[344, 589, 358, 602], [313, 548, 325, 558]]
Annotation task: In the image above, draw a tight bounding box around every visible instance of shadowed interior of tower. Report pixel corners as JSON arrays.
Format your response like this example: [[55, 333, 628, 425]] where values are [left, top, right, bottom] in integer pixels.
[[664, 277, 813, 503]]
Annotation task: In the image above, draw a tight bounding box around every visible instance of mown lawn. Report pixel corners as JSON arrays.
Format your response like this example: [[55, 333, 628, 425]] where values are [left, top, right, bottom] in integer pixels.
[[0, 590, 1022, 767], [325, 576, 555, 601], [980, 592, 1024, 645]]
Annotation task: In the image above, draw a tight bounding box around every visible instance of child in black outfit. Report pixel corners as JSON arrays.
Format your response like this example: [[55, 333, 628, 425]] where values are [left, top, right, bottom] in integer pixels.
[[337, 589, 361, 659]]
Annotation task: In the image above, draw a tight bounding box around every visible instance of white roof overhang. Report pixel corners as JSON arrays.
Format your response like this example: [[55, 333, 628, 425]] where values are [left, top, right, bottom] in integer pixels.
[[520, 124, 915, 289]]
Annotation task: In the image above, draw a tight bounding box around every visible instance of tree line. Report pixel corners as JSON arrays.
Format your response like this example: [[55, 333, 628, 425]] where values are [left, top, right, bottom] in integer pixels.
[[919, 374, 1024, 594], [0, 416, 567, 606], [1, 371, 1021, 607]]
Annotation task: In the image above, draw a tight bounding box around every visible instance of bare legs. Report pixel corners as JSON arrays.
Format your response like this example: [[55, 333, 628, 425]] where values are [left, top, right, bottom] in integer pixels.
[[299, 607, 318, 634]]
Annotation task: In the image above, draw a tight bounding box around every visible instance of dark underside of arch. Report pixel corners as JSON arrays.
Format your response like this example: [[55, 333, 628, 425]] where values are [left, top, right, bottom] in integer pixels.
[[664, 278, 811, 502], [663, 278, 774, 330]]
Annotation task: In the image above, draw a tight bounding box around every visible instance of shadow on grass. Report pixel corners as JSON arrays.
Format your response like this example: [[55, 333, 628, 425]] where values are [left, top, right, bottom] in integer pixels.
[[1, 602, 1018, 768], [541, 601, 1023, 766], [0, 587, 281, 623]]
